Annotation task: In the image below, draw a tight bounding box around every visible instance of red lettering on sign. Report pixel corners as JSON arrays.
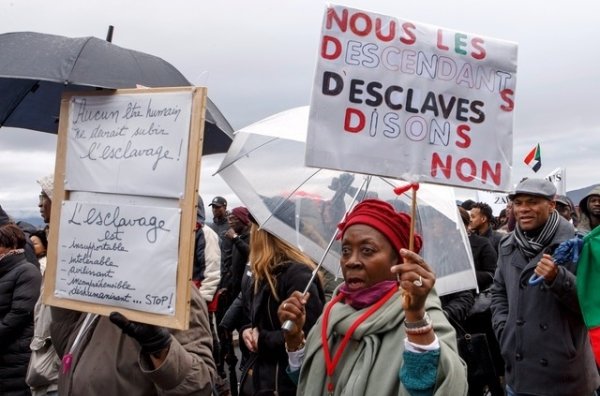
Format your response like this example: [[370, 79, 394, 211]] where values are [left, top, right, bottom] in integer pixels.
[[344, 108, 365, 133]]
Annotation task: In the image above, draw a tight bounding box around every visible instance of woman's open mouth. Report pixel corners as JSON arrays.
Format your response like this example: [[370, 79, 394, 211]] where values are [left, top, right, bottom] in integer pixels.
[[345, 277, 366, 290]]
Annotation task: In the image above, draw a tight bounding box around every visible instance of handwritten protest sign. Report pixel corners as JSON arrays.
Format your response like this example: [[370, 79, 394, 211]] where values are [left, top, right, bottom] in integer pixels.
[[306, 4, 518, 191], [44, 87, 206, 329], [65, 91, 192, 197]]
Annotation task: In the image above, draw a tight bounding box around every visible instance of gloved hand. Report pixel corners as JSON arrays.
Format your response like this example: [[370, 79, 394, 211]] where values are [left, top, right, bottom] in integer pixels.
[[109, 312, 172, 354]]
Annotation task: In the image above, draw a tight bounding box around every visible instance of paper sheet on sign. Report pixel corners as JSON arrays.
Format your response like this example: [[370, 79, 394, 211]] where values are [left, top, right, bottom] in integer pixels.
[[65, 91, 192, 198]]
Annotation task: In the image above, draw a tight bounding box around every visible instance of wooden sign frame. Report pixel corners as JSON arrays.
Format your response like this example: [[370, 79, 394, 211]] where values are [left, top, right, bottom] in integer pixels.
[[43, 87, 206, 330]]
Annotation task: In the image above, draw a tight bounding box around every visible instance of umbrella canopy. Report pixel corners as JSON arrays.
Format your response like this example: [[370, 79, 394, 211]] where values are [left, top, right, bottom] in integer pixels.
[[0, 31, 233, 155], [217, 107, 476, 295]]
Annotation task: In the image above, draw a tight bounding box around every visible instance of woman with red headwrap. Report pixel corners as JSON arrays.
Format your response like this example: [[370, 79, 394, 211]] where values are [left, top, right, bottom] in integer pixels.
[[277, 199, 467, 395]]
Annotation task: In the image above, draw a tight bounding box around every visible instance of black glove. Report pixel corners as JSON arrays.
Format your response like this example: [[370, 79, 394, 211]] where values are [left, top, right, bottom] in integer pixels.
[[109, 312, 172, 354]]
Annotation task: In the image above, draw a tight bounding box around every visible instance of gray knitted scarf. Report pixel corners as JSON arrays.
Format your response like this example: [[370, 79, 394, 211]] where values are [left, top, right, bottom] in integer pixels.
[[514, 210, 560, 259]]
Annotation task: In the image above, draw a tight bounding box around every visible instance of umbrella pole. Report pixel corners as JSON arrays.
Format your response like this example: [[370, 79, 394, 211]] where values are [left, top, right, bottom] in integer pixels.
[[281, 175, 371, 332]]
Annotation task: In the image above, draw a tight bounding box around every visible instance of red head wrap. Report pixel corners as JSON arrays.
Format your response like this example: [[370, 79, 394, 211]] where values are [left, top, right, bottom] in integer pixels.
[[337, 199, 422, 254]]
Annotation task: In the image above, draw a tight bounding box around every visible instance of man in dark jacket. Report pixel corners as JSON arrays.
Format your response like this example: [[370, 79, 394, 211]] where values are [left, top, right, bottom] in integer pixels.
[[491, 178, 600, 395], [470, 202, 503, 254], [208, 196, 230, 237], [208, 196, 232, 295]]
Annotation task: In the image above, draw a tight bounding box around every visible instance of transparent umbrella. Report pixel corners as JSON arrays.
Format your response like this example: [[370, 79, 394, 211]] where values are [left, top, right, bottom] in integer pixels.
[[216, 107, 476, 295]]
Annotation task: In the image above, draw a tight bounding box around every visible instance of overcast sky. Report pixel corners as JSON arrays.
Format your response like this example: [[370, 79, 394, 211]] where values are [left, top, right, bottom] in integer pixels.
[[1, 0, 599, 221]]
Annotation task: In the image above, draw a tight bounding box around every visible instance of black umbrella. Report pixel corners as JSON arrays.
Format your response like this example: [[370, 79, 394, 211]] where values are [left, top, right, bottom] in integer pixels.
[[0, 31, 233, 155]]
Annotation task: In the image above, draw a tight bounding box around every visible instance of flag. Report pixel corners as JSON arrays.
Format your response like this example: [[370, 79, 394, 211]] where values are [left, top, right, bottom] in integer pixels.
[[524, 143, 542, 172], [576, 226, 600, 365]]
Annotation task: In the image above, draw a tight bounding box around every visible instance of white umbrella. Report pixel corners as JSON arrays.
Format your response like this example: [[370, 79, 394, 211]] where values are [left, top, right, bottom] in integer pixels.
[[217, 107, 476, 295]]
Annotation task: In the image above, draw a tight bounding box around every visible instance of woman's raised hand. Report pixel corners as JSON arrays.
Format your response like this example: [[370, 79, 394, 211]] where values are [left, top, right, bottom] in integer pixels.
[[278, 291, 309, 346], [392, 248, 436, 313]]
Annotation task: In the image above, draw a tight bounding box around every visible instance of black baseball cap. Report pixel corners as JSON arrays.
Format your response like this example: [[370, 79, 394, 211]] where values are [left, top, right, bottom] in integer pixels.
[[209, 196, 227, 207]]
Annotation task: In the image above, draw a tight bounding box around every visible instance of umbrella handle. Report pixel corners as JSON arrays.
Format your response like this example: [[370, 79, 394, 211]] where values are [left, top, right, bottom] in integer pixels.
[[281, 319, 295, 332], [281, 269, 316, 332], [528, 273, 544, 285]]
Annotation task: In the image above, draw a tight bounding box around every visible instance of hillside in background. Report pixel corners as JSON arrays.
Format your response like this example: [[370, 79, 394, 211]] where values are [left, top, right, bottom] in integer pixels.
[[568, 184, 600, 205], [16, 216, 45, 229]]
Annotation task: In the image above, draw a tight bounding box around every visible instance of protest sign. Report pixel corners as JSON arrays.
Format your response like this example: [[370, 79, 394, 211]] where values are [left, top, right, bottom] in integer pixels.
[[545, 167, 566, 195], [44, 87, 206, 329], [477, 190, 509, 216], [306, 4, 518, 191]]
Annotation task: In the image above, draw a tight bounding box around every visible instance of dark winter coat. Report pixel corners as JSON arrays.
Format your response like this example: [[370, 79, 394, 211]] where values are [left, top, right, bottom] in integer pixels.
[[491, 217, 600, 395], [240, 262, 325, 396], [440, 290, 475, 325], [469, 233, 497, 290], [219, 231, 249, 305], [219, 263, 252, 333], [0, 252, 42, 395], [480, 226, 503, 254]]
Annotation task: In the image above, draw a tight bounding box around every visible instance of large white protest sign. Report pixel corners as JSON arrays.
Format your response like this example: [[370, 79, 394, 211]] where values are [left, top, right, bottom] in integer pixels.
[[306, 4, 518, 191], [55, 201, 180, 315], [66, 91, 192, 198], [45, 87, 206, 329]]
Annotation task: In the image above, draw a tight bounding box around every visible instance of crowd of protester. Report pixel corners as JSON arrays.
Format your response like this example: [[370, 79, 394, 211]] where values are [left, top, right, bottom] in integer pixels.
[[1, 176, 599, 395]]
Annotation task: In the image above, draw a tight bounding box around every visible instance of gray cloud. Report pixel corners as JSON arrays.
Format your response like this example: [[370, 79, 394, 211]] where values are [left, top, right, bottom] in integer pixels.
[[2, 0, 599, 218]]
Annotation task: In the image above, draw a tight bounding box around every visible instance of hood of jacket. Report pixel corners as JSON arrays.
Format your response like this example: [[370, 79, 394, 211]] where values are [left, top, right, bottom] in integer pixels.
[[578, 186, 600, 233]]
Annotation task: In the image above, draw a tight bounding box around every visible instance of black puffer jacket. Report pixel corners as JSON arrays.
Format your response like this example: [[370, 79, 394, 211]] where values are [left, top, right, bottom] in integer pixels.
[[240, 262, 325, 395], [0, 252, 42, 395]]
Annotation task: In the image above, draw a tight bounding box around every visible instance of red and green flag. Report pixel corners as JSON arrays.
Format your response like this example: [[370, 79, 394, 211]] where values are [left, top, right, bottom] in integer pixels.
[[576, 225, 600, 365], [524, 143, 542, 172]]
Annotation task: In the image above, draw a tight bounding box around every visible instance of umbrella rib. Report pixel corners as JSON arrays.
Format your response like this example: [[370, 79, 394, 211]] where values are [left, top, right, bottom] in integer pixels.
[[0, 80, 38, 126], [214, 136, 280, 175], [261, 167, 323, 226], [65, 37, 96, 85]]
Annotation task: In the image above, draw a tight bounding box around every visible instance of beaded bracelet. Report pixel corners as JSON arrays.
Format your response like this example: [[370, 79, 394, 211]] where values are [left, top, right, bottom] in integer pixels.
[[405, 323, 434, 335], [404, 312, 431, 329], [404, 312, 433, 335]]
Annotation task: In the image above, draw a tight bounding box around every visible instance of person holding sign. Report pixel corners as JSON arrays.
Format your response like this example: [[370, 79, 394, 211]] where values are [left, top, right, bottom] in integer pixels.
[[50, 286, 216, 395], [277, 199, 467, 395]]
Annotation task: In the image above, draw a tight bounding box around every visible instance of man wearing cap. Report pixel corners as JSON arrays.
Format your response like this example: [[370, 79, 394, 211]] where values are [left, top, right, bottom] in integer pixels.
[[554, 194, 577, 225], [578, 186, 600, 235], [491, 178, 600, 395], [208, 196, 229, 237]]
